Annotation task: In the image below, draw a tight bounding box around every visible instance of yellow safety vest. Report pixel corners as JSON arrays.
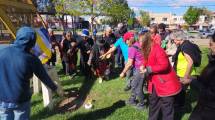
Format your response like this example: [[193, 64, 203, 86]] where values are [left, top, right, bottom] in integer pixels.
[[176, 52, 196, 77]]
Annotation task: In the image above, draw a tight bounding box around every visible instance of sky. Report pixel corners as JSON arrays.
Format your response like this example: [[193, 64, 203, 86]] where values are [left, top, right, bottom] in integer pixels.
[[128, 0, 215, 16]]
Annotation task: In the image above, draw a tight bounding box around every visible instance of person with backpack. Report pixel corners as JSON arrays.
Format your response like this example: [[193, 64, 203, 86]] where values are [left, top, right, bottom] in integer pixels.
[[120, 30, 148, 110], [181, 32, 215, 120], [170, 30, 202, 109]]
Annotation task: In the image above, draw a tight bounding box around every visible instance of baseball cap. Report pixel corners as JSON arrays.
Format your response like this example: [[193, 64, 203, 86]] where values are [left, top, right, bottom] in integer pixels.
[[123, 32, 134, 42], [81, 29, 89, 37]]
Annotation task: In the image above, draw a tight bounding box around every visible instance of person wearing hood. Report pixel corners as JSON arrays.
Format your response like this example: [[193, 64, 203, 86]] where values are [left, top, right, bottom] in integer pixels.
[[181, 32, 215, 120], [0, 27, 58, 120], [88, 36, 110, 83]]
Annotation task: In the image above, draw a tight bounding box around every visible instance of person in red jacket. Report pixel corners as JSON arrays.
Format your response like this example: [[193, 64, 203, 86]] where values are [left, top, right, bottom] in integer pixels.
[[140, 32, 181, 120], [150, 24, 162, 46]]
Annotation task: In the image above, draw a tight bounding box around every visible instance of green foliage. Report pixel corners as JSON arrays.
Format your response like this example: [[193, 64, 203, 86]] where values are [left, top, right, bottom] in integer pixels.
[[31, 47, 209, 120], [183, 6, 201, 25], [139, 10, 150, 27], [101, 0, 132, 26]]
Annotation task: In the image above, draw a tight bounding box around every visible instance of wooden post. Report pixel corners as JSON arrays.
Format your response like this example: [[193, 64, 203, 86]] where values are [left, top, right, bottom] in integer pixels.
[[41, 82, 53, 109], [32, 74, 41, 94]]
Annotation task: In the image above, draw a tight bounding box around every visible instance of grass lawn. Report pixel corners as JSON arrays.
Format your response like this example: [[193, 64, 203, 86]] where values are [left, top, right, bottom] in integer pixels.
[[31, 47, 209, 120]]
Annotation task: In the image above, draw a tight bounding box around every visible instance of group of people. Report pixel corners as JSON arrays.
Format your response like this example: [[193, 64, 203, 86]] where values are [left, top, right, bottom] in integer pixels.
[[99, 23, 215, 120], [0, 22, 215, 120]]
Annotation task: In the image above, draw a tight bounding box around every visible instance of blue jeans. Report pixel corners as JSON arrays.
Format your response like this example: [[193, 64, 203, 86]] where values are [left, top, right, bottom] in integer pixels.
[[0, 101, 30, 120], [130, 69, 145, 104]]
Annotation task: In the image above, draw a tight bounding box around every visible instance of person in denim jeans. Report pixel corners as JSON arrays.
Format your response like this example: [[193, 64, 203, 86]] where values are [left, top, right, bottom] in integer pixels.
[[0, 27, 58, 120]]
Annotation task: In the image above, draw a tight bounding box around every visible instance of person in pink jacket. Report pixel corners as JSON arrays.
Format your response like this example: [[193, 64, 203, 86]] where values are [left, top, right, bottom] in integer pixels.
[[140, 32, 181, 120]]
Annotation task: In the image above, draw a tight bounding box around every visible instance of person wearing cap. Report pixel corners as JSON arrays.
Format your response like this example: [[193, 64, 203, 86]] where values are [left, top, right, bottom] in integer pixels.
[[100, 30, 134, 91], [150, 24, 162, 46], [88, 36, 110, 83], [120, 30, 148, 110], [77, 29, 94, 80]]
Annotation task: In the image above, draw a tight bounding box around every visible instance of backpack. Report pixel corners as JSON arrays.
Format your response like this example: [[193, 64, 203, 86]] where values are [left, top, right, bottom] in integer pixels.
[[132, 45, 141, 52], [181, 41, 202, 67]]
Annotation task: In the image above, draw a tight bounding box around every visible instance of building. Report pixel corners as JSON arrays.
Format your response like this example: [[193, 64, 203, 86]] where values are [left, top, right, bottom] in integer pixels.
[[172, 15, 185, 25], [149, 13, 172, 26], [210, 12, 215, 26], [148, 12, 214, 30]]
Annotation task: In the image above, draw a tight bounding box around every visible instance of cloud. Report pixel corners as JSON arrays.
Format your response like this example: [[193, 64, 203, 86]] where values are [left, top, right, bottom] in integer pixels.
[[128, 0, 215, 7]]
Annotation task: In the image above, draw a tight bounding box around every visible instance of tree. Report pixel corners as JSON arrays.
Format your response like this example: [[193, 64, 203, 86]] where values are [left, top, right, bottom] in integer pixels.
[[55, 0, 112, 32], [102, 0, 132, 26], [127, 9, 135, 29], [183, 6, 201, 25], [199, 7, 213, 23], [139, 10, 150, 27]]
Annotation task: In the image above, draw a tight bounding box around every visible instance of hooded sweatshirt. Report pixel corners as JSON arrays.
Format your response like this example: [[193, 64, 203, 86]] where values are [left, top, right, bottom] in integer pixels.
[[0, 27, 57, 104]]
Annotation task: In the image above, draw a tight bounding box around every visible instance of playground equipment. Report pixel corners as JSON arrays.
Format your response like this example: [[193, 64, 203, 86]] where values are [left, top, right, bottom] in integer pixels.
[[0, 0, 63, 109]]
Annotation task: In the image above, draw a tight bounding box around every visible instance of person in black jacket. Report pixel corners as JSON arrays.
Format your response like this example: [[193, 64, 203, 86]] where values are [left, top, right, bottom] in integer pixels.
[[181, 32, 215, 120], [77, 29, 94, 80], [0, 27, 58, 120], [103, 27, 116, 71], [88, 36, 110, 83]]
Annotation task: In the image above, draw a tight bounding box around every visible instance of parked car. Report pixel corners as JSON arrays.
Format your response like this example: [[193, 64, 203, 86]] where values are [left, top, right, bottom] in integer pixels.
[[199, 30, 214, 39]]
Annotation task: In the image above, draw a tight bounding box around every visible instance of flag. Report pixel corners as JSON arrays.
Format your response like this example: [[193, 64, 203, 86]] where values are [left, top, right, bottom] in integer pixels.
[[32, 27, 52, 64]]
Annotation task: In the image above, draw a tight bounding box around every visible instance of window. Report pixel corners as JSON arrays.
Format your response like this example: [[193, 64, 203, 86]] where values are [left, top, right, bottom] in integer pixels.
[[163, 18, 168, 21], [174, 18, 177, 21], [151, 18, 155, 21]]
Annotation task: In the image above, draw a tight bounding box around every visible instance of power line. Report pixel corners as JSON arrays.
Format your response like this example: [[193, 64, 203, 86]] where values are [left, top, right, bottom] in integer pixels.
[[130, 5, 215, 8]]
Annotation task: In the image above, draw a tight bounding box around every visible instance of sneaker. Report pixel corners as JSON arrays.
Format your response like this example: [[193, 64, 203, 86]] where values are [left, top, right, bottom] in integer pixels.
[[126, 100, 136, 106], [135, 103, 145, 110], [124, 86, 131, 91], [98, 77, 103, 83]]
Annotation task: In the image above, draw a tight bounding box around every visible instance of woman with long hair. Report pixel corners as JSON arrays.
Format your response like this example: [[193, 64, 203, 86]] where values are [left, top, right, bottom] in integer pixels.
[[140, 32, 181, 120]]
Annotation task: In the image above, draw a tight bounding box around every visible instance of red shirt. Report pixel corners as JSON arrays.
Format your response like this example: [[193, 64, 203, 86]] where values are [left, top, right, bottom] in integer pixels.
[[146, 44, 181, 97], [151, 34, 161, 46]]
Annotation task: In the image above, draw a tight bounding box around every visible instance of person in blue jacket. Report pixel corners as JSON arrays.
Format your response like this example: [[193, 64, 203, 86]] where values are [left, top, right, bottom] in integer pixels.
[[0, 26, 58, 120]]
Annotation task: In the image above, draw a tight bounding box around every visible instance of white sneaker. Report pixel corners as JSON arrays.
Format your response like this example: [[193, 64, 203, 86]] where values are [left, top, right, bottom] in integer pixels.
[[98, 77, 103, 83]]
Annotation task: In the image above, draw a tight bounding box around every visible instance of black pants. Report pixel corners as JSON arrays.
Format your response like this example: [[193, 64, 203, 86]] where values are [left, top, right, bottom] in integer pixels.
[[149, 87, 175, 120], [130, 69, 145, 104], [174, 84, 187, 108], [80, 57, 92, 80], [189, 103, 215, 120]]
